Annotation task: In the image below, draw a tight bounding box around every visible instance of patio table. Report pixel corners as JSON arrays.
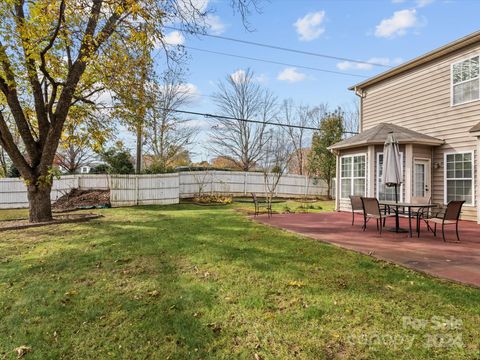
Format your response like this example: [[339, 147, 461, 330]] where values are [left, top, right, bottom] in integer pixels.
[[379, 201, 437, 238]]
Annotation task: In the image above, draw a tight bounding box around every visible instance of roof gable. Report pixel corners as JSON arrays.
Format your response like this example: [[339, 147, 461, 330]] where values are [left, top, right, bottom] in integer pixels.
[[349, 30, 480, 91], [329, 123, 444, 151]]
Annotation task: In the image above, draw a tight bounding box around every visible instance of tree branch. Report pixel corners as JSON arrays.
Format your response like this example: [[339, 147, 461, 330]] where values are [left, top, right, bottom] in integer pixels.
[[0, 44, 39, 164], [13, 1, 50, 146], [0, 110, 32, 178]]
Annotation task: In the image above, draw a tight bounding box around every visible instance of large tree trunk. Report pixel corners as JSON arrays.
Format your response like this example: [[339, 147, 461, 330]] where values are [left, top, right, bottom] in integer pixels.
[[27, 184, 53, 223]]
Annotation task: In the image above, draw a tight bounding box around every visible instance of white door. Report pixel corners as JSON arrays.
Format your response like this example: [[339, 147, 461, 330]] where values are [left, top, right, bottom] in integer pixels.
[[413, 159, 431, 199]]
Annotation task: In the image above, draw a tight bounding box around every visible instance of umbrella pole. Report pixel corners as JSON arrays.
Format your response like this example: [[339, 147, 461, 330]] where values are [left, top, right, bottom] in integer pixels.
[[395, 184, 400, 232]]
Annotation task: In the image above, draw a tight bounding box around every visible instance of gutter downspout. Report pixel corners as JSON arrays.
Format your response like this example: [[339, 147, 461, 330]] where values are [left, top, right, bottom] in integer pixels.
[[353, 86, 365, 133]]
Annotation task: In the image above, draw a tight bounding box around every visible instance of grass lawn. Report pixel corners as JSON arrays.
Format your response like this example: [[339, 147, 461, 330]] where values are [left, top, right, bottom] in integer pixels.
[[231, 198, 335, 215], [0, 203, 479, 359]]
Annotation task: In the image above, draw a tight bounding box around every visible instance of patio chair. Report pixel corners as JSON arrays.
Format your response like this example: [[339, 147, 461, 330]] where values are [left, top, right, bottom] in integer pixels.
[[361, 197, 396, 234], [349, 195, 364, 226], [420, 200, 465, 242], [251, 193, 272, 217]]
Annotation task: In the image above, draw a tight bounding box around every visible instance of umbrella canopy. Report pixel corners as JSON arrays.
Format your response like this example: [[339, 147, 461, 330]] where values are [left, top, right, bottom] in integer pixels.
[[382, 132, 402, 187]]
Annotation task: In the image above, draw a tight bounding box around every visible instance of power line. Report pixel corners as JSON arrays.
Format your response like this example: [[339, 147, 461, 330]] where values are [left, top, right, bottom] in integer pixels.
[[164, 25, 392, 69], [179, 46, 368, 78], [159, 107, 359, 134]]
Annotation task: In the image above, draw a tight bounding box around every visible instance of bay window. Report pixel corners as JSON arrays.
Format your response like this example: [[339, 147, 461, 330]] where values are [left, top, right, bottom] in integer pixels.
[[340, 154, 366, 199]]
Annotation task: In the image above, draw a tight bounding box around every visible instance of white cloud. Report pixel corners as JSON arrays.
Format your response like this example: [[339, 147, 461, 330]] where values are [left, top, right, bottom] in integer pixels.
[[416, 0, 434, 7], [294, 11, 326, 42], [255, 73, 269, 84], [205, 14, 226, 35], [277, 67, 306, 82], [163, 31, 185, 45], [230, 69, 247, 84], [178, 83, 201, 101], [336, 57, 403, 71], [391, 0, 434, 6], [375, 9, 419, 38]]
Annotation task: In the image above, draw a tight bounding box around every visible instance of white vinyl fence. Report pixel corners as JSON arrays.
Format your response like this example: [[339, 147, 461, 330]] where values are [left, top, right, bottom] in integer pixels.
[[109, 174, 179, 207], [178, 171, 331, 198], [0, 171, 333, 209]]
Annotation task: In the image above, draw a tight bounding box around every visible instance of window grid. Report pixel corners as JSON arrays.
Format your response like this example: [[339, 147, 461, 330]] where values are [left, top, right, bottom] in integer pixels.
[[340, 154, 366, 199], [452, 55, 480, 106], [445, 152, 474, 205]]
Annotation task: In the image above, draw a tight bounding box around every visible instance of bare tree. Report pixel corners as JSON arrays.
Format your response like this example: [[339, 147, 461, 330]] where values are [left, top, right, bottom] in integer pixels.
[[209, 69, 277, 171], [144, 69, 197, 171], [56, 105, 110, 174], [343, 99, 360, 136], [282, 99, 318, 175], [261, 128, 293, 205], [56, 144, 93, 174]]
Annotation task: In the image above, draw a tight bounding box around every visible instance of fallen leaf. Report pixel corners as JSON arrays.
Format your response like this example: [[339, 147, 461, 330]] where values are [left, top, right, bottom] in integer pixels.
[[14, 345, 31, 358], [148, 290, 160, 297], [254, 353, 263, 360], [287, 280, 305, 288]]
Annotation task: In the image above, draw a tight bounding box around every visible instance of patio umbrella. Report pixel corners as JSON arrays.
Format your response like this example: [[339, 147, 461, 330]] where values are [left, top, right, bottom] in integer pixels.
[[382, 131, 404, 233], [382, 132, 402, 203]]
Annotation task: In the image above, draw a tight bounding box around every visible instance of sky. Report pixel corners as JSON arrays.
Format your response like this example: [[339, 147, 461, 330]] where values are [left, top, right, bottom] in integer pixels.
[[127, 0, 480, 162]]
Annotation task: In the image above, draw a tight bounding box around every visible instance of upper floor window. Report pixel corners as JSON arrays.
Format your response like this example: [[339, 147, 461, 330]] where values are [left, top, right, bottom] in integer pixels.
[[452, 55, 479, 106]]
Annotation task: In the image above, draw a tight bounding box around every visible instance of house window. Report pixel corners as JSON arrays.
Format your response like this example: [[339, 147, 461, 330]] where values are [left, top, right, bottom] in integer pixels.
[[452, 55, 479, 105], [445, 152, 474, 205], [340, 154, 366, 199], [377, 152, 404, 202]]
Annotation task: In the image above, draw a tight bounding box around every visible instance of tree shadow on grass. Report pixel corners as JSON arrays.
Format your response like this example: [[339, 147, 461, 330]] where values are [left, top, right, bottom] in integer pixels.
[[1, 205, 479, 359]]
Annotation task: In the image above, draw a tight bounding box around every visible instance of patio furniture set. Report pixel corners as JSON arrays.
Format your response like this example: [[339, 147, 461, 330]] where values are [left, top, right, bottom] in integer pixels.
[[350, 195, 465, 242]]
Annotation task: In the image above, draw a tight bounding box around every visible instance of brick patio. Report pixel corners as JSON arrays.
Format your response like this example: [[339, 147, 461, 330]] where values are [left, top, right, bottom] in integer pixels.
[[254, 211, 480, 287]]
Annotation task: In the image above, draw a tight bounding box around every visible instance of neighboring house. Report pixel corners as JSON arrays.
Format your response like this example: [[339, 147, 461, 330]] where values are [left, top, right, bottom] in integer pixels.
[[330, 30, 480, 223]]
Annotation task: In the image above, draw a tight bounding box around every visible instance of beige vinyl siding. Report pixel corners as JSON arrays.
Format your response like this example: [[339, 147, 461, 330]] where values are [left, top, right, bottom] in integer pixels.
[[361, 43, 480, 220]]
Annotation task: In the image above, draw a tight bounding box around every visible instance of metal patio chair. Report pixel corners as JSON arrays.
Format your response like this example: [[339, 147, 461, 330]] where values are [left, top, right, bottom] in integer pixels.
[[420, 200, 465, 242], [349, 195, 364, 226], [361, 197, 396, 234], [251, 193, 272, 217]]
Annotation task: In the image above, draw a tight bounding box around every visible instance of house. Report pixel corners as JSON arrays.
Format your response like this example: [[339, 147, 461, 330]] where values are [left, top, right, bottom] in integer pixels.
[[330, 30, 480, 224]]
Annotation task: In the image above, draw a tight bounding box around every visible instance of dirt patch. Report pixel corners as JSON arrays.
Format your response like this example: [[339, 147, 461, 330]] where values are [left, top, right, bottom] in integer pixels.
[[0, 213, 103, 232], [53, 189, 110, 211]]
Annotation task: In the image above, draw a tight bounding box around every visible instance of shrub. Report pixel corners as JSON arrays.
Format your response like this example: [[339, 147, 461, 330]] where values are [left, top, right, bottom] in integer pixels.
[[193, 194, 233, 204]]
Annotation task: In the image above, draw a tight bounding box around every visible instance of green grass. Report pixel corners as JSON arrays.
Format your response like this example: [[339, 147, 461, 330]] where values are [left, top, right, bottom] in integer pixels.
[[231, 198, 335, 214], [0, 204, 479, 359], [0, 208, 29, 220]]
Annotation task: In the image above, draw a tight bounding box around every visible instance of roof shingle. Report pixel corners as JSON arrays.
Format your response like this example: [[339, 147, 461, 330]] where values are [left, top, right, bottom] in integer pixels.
[[469, 121, 480, 133], [329, 123, 444, 151]]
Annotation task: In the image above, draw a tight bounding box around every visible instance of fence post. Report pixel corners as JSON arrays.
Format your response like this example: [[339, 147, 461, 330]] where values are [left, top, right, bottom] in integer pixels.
[[135, 175, 139, 206], [244, 172, 248, 195]]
